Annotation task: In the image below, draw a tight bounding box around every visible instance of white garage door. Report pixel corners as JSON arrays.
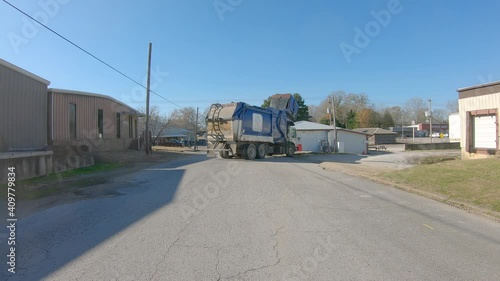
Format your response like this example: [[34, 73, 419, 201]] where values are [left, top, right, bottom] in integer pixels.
[[474, 115, 497, 149]]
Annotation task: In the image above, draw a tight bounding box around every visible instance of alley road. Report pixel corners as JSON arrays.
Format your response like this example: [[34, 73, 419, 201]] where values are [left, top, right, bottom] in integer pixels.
[[1, 154, 500, 280]]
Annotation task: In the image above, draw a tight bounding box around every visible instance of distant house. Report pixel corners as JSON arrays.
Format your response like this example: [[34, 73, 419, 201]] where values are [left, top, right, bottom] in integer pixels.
[[457, 81, 500, 159], [0, 59, 53, 181], [294, 121, 368, 154], [48, 88, 144, 172], [155, 127, 195, 145], [352, 128, 397, 145]]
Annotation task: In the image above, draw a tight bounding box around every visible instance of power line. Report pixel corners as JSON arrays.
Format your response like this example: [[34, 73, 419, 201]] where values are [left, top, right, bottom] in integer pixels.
[[2, 0, 182, 108]]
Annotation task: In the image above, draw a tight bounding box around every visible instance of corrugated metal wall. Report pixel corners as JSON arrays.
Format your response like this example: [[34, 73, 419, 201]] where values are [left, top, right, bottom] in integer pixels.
[[459, 93, 500, 148], [336, 131, 367, 153], [49, 91, 136, 141], [0, 64, 48, 152]]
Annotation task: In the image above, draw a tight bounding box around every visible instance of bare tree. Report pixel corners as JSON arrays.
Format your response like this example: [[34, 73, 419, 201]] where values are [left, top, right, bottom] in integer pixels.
[[308, 105, 319, 122], [170, 107, 198, 131], [432, 109, 448, 123], [446, 99, 458, 114], [386, 106, 403, 126], [318, 91, 370, 128], [404, 97, 427, 123], [138, 105, 173, 143], [198, 106, 211, 130]]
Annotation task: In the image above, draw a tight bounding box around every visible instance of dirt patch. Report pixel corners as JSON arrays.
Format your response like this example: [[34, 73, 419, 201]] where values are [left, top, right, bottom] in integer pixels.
[[95, 147, 194, 164]]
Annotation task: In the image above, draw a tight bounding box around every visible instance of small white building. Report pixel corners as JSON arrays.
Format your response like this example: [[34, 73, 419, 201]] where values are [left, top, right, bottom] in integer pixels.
[[448, 112, 461, 143], [294, 121, 368, 154], [457, 81, 500, 159]]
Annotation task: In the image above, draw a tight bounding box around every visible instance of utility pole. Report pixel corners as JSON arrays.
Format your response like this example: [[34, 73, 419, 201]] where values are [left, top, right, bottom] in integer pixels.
[[401, 112, 404, 140], [428, 99, 433, 144], [194, 107, 199, 151], [329, 95, 337, 153], [145, 43, 152, 155]]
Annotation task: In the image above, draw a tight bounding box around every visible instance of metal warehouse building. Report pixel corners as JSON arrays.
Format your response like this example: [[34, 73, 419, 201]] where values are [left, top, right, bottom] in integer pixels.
[[458, 81, 500, 159], [294, 121, 368, 154], [48, 89, 143, 171], [0, 59, 53, 181]]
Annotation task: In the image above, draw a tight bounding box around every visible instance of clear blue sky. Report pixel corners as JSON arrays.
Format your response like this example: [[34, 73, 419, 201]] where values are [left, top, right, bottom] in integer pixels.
[[1, 0, 499, 114]]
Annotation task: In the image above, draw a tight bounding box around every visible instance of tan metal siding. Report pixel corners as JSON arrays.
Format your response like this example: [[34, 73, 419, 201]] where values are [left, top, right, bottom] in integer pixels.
[[459, 93, 500, 146], [0, 64, 48, 152], [50, 92, 136, 142]]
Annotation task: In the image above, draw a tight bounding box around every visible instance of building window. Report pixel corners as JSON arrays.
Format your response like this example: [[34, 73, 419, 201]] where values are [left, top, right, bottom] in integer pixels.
[[98, 109, 104, 138], [69, 103, 77, 139], [116, 113, 121, 138]]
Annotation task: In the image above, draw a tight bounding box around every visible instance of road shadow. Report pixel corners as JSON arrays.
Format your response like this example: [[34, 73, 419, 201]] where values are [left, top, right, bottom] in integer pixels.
[[214, 153, 372, 165], [0, 154, 208, 280]]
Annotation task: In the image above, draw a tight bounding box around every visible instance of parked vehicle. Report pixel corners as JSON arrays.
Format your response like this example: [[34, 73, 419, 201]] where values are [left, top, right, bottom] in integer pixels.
[[205, 94, 298, 160], [162, 139, 183, 147]]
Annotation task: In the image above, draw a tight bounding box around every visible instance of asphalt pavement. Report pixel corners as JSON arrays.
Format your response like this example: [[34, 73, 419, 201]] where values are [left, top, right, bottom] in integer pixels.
[[1, 153, 499, 280]]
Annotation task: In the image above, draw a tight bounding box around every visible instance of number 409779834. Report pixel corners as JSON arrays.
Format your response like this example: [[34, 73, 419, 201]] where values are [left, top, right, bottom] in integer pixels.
[[7, 167, 16, 186]]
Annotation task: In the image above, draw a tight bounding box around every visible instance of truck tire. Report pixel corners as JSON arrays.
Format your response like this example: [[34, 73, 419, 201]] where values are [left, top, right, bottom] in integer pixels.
[[236, 145, 246, 158], [219, 150, 230, 159], [244, 144, 257, 160], [219, 144, 232, 159], [286, 143, 295, 157], [256, 143, 266, 159]]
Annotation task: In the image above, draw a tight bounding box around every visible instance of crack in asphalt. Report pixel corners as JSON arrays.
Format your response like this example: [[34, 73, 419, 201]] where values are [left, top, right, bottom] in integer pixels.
[[148, 222, 189, 281], [215, 247, 222, 281], [225, 226, 284, 280]]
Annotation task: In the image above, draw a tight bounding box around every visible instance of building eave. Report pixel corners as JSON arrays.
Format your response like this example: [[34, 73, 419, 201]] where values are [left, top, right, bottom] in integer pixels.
[[48, 88, 141, 116], [0, 59, 50, 85]]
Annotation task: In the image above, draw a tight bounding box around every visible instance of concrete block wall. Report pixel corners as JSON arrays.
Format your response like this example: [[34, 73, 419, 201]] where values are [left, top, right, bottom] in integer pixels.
[[0, 152, 53, 183]]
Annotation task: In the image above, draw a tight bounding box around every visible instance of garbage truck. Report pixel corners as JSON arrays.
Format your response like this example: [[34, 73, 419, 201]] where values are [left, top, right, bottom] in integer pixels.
[[206, 94, 298, 160]]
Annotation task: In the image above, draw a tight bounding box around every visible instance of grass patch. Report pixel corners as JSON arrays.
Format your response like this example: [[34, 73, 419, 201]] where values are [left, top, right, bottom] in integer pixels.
[[378, 158, 500, 213], [22, 162, 121, 184], [1, 163, 122, 200]]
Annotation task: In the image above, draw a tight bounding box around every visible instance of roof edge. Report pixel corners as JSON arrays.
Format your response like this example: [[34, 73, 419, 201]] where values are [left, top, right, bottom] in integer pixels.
[[0, 59, 50, 85], [457, 80, 500, 92], [48, 88, 140, 115]]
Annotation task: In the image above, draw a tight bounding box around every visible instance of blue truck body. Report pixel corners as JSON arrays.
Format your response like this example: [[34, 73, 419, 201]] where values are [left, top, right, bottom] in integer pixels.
[[206, 94, 298, 160]]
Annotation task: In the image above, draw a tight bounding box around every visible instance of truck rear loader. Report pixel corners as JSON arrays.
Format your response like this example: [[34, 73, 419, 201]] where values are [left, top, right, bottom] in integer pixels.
[[206, 94, 298, 160]]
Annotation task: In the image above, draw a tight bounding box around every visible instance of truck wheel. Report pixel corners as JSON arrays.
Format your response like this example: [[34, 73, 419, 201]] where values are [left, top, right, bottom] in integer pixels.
[[244, 144, 257, 160], [237, 145, 247, 158], [286, 143, 295, 157], [256, 143, 266, 159], [219, 150, 230, 159], [219, 144, 232, 159]]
